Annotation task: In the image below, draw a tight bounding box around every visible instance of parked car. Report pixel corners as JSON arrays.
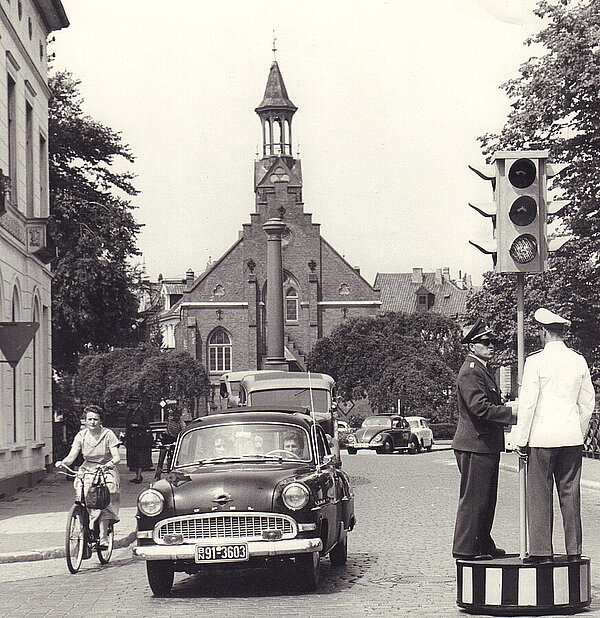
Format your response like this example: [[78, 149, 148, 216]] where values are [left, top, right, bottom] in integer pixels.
[[346, 414, 422, 454], [404, 416, 434, 451], [133, 408, 355, 595], [337, 420, 351, 448]]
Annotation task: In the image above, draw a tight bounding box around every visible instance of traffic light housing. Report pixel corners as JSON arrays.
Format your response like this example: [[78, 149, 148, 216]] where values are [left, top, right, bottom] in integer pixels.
[[469, 150, 568, 274]]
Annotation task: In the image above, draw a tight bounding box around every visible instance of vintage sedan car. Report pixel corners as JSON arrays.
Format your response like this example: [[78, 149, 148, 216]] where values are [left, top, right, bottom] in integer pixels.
[[346, 414, 422, 454], [405, 416, 434, 451], [337, 420, 351, 448], [133, 409, 355, 595]]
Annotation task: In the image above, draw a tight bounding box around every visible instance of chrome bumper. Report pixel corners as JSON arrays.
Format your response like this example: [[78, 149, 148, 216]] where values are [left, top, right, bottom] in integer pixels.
[[133, 537, 323, 561], [350, 442, 375, 449]]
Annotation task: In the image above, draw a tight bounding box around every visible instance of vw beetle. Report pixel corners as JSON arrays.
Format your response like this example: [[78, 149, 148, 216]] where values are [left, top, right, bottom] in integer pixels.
[[133, 409, 355, 595], [347, 414, 419, 454]]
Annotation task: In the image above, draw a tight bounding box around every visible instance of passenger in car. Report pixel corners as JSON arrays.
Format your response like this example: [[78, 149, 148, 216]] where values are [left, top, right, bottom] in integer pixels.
[[283, 432, 304, 458]]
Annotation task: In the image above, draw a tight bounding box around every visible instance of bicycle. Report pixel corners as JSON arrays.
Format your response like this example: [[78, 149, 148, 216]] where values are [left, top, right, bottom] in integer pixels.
[[56, 463, 115, 573]]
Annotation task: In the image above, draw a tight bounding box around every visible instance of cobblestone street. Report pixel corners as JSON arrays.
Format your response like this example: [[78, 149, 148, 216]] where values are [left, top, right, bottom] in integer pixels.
[[1, 450, 600, 617]]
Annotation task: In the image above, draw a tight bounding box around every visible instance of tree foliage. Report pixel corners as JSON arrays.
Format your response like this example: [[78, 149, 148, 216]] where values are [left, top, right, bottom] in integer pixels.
[[471, 0, 600, 377], [48, 71, 142, 371], [308, 312, 463, 421], [73, 346, 211, 423]]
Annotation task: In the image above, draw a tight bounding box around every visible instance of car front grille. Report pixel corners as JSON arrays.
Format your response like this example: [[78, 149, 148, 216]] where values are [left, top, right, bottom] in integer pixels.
[[155, 513, 297, 543]]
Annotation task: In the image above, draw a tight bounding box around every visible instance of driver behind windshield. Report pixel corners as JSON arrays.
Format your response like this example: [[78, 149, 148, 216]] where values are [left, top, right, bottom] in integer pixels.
[[282, 432, 304, 458]]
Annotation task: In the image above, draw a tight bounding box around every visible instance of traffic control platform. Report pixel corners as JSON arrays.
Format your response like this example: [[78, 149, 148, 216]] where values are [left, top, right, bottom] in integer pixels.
[[457, 554, 591, 615]]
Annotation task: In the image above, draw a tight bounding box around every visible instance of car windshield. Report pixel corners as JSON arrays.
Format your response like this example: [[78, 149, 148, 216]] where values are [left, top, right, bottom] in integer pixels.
[[362, 417, 392, 428], [174, 423, 312, 466], [249, 388, 329, 411], [408, 420, 419, 429]]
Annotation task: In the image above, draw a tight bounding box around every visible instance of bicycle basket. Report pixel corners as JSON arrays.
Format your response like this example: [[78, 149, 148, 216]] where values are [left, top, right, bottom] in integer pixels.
[[86, 468, 111, 510]]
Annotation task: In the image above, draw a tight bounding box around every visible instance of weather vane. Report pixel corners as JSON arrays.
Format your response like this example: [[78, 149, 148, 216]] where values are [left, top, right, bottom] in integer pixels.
[[272, 29, 277, 59]]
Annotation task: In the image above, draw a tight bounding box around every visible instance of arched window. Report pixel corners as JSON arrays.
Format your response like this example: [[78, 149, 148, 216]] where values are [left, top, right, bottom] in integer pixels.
[[285, 287, 298, 323], [208, 329, 232, 373]]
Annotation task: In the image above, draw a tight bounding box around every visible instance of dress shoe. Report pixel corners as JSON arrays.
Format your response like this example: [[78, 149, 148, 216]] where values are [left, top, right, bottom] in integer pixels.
[[523, 555, 554, 564], [488, 547, 506, 558], [453, 553, 493, 560], [567, 554, 582, 562], [96, 543, 109, 551]]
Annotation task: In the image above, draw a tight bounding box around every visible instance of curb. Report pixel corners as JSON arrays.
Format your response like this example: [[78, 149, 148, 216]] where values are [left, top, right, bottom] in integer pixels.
[[499, 462, 600, 492], [0, 529, 137, 564]]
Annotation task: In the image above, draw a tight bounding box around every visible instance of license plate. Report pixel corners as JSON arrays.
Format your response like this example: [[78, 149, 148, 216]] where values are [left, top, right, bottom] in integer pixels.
[[195, 543, 249, 563]]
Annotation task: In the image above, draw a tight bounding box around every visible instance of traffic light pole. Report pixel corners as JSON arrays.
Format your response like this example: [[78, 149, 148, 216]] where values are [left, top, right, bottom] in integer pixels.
[[516, 273, 527, 560]]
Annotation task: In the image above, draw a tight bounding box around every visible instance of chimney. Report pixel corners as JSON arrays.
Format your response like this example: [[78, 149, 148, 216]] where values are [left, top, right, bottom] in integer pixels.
[[354, 266, 361, 275], [411, 268, 423, 284], [186, 269, 195, 290], [443, 266, 450, 279], [435, 269, 443, 285]]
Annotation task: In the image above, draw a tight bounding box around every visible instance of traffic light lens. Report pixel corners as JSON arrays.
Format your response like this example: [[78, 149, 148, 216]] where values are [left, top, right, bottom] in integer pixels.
[[509, 158, 536, 188], [509, 196, 537, 226], [509, 234, 538, 264]]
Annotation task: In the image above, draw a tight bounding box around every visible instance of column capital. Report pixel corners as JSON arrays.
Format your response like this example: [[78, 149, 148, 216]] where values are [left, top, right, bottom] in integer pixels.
[[263, 217, 286, 237]]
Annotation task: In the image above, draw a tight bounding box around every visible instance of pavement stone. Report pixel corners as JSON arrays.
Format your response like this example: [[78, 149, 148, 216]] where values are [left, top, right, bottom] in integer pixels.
[[0, 447, 599, 615]]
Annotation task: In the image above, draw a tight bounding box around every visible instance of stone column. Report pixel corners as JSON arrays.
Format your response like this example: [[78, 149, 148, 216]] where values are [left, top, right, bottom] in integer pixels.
[[262, 217, 288, 371]]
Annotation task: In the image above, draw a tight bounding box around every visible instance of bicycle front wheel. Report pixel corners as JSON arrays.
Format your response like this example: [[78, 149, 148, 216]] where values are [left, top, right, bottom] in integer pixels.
[[65, 504, 86, 573], [96, 522, 114, 564]]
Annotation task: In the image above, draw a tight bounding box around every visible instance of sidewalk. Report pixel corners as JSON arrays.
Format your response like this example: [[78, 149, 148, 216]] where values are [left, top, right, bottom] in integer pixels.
[[0, 446, 598, 564], [0, 447, 149, 564]]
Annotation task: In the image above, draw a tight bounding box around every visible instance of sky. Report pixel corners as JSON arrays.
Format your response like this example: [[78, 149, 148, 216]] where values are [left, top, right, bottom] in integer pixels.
[[51, 0, 544, 286]]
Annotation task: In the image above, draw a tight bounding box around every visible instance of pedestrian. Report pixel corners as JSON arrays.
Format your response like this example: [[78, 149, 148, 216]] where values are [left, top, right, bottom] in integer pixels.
[[515, 308, 595, 564], [55, 404, 120, 549], [124, 394, 152, 484], [154, 403, 186, 480], [452, 320, 518, 559]]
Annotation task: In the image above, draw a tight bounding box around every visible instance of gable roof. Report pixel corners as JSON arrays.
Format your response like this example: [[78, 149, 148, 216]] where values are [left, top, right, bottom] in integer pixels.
[[375, 272, 469, 317]]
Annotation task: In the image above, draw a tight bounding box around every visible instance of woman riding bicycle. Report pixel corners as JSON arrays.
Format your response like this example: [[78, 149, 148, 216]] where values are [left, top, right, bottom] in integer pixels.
[[55, 404, 121, 548]]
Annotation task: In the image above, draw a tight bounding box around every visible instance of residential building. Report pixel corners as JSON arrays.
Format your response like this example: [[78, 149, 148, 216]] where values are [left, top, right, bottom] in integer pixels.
[[0, 0, 68, 495], [375, 267, 473, 319]]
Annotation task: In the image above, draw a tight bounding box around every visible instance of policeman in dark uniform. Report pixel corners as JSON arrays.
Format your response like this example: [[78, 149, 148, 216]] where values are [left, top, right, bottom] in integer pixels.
[[452, 320, 517, 559]]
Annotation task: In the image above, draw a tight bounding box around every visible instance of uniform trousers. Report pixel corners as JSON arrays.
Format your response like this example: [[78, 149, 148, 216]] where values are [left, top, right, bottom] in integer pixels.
[[453, 450, 500, 556], [527, 445, 583, 557]]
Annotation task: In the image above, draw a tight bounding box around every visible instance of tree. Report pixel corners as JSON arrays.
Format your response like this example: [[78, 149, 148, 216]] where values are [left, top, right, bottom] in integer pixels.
[[472, 0, 600, 377], [308, 312, 463, 421], [48, 71, 142, 371], [74, 346, 211, 424]]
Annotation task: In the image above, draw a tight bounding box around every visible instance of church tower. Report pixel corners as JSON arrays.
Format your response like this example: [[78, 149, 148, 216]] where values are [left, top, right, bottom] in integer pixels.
[[253, 61, 303, 219]]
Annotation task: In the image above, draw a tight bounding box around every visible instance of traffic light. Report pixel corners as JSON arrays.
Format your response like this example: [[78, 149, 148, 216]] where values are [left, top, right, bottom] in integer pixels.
[[469, 150, 568, 274]]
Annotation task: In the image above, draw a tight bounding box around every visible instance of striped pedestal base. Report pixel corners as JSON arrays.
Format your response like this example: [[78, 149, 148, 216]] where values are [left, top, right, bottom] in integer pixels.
[[456, 555, 591, 615]]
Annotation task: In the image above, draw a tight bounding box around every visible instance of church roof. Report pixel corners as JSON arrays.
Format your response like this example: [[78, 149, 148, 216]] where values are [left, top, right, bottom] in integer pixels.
[[256, 61, 297, 112]]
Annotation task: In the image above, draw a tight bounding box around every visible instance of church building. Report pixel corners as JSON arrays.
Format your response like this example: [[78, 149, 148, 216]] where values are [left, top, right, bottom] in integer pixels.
[[168, 60, 381, 387]]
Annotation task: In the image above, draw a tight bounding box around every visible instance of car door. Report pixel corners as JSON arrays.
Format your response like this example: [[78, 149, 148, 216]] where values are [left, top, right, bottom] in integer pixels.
[[315, 427, 343, 551]]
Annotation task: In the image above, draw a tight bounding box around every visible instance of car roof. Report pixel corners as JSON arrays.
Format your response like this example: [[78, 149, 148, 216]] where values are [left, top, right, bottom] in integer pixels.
[[183, 409, 317, 432], [366, 414, 403, 419], [405, 416, 426, 421], [240, 371, 334, 391]]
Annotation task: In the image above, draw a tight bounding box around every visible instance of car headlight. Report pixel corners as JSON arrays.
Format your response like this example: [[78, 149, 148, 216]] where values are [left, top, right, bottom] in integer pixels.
[[282, 482, 310, 511], [138, 488, 165, 517], [347, 434, 356, 443], [371, 434, 383, 444]]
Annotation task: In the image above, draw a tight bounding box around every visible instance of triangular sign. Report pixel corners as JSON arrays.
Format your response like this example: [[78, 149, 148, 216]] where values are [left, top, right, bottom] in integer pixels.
[[0, 322, 39, 368]]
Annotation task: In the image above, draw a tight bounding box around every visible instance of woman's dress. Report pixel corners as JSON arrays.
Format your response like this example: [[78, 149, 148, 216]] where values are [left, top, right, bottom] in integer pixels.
[[72, 428, 120, 523]]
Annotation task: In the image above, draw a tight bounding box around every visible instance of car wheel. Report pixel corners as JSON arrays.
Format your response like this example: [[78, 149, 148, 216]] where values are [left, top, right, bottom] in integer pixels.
[[408, 438, 420, 454], [329, 528, 348, 566], [347, 447, 357, 455], [295, 551, 321, 592], [426, 439, 433, 452], [146, 560, 174, 596]]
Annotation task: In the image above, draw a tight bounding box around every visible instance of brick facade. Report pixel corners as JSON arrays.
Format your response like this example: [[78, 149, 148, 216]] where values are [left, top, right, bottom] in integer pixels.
[[167, 61, 380, 388]]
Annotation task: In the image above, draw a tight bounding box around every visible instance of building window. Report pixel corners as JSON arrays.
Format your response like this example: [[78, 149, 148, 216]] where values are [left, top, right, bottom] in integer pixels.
[[162, 324, 175, 349], [7, 73, 17, 205], [285, 288, 298, 322], [25, 101, 33, 216], [417, 294, 428, 309], [39, 134, 48, 215], [208, 329, 232, 373]]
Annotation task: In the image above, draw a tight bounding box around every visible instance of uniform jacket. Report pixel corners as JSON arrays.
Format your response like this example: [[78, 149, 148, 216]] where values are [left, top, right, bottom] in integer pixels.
[[515, 340, 595, 447], [452, 354, 515, 453]]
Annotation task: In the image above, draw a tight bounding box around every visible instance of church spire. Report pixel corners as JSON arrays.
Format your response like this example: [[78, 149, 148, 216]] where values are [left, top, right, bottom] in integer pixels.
[[255, 61, 297, 158]]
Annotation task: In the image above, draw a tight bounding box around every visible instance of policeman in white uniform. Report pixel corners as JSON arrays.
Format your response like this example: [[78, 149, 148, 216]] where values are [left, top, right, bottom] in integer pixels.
[[515, 308, 595, 563]]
